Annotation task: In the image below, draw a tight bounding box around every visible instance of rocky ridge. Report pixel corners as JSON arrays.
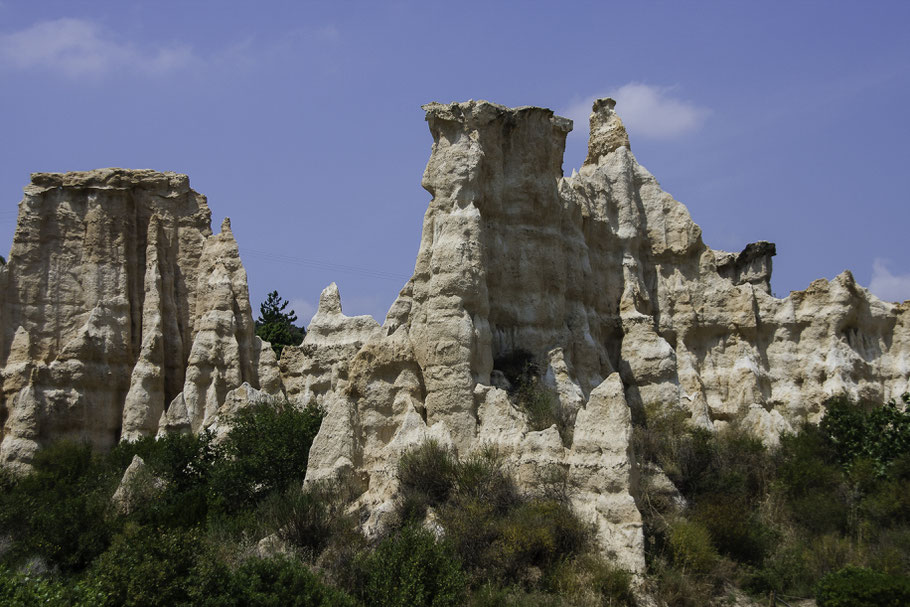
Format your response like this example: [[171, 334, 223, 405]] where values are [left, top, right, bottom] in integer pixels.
[[297, 99, 910, 572], [0, 169, 280, 469], [0, 100, 907, 572]]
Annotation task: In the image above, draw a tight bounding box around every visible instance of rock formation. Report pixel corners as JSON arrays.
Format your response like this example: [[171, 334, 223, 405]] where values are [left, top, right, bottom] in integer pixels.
[[300, 99, 910, 573], [1, 98, 908, 573], [0, 169, 280, 469]]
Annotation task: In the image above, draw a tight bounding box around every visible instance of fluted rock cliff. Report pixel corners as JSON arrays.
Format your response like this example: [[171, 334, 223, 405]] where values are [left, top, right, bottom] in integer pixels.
[[0, 169, 279, 468], [301, 99, 910, 573], [1, 98, 907, 573]]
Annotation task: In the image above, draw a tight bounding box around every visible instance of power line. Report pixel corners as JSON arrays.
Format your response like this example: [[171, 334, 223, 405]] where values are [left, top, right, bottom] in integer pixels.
[[243, 247, 411, 282]]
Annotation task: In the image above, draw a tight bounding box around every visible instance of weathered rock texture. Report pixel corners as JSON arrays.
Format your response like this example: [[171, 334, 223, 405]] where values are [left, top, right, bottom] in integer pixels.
[[301, 99, 910, 573], [2, 99, 908, 572], [0, 169, 279, 468]]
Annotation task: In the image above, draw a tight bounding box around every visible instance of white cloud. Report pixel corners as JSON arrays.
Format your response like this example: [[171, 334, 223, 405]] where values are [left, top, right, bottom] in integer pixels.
[[563, 82, 710, 140], [0, 18, 196, 78], [314, 25, 340, 42], [868, 259, 910, 303]]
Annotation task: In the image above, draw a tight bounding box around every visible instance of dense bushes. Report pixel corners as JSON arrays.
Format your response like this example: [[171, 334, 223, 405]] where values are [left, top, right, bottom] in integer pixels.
[[393, 441, 617, 604], [0, 398, 330, 604], [210, 398, 325, 514], [635, 394, 910, 604], [6, 389, 908, 605], [0, 406, 626, 606], [0, 441, 122, 572], [354, 525, 465, 607], [816, 566, 910, 607]]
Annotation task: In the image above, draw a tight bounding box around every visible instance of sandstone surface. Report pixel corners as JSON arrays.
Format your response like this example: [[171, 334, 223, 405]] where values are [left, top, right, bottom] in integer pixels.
[[0, 169, 280, 468], [1, 98, 908, 574], [300, 98, 910, 573]]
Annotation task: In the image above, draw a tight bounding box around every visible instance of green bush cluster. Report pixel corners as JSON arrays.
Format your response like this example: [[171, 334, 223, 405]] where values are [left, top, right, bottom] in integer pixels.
[[635, 394, 910, 605], [393, 441, 630, 605], [0, 398, 333, 605], [0, 417, 633, 606], [354, 525, 465, 607], [816, 566, 910, 607]]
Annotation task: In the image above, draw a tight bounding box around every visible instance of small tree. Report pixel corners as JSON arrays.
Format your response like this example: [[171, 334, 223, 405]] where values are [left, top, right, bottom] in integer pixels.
[[255, 291, 305, 358]]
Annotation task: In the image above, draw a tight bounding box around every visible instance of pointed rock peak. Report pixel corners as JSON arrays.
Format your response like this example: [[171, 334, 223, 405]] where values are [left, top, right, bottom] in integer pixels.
[[584, 97, 631, 166], [220, 217, 232, 234], [7, 326, 32, 364], [146, 213, 163, 245], [318, 282, 343, 315]]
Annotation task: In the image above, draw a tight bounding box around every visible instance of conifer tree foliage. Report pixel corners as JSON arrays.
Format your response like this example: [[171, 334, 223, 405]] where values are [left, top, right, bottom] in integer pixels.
[[255, 290, 305, 358]]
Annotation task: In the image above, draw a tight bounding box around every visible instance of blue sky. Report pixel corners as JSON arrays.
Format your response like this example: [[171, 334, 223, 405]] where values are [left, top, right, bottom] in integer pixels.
[[1, 1, 908, 322]]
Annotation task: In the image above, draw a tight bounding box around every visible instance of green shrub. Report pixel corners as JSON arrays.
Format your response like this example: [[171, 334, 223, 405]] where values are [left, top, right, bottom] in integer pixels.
[[516, 379, 562, 434], [775, 425, 849, 534], [397, 440, 459, 513], [746, 540, 813, 597], [692, 496, 772, 565], [355, 525, 466, 607], [112, 431, 218, 528], [492, 349, 568, 440], [646, 557, 716, 607], [548, 555, 634, 606], [260, 479, 357, 558], [399, 440, 590, 588], [821, 394, 910, 476], [85, 524, 230, 607], [453, 446, 519, 511], [667, 519, 718, 575], [467, 583, 564, 607], [816, 566, 910, 607], [210, 400, 324, 513], [0, 440, 120, 572], [234, 556, 356, 607], [0, 565, 104, 606], [491, 500, 589, 578]]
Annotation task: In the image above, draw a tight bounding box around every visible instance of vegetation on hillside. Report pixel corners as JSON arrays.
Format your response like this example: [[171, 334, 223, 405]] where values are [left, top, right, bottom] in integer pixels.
[[255, 290, 306, 358], [0, 391, 908, 605], [634, 393, 910, 606]]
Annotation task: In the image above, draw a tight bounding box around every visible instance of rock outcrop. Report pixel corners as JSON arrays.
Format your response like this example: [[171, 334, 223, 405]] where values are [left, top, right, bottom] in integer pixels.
[[300, 99, 910, 573], [0, 169, 279, 468], [1, 98, 908, 573]]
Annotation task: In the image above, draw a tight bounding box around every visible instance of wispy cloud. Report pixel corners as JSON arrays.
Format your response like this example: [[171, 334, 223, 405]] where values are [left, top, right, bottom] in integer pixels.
[[314, 25, 340, 42], [564, 82, 710, 140], [0, 18, 197, 78], [868, 259, 910, 303]]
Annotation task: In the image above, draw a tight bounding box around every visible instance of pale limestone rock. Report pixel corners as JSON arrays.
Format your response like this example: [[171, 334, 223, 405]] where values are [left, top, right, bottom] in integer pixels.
[[280, 283, 380, 408], [111, 454, 166, 515], [3, 98, 910, 573], [298, 98, 910, 574], [203, 381, 274, 439], [640, 462, 687, 514], [567, 374, 644, 573], [0, 170, 278, 466]]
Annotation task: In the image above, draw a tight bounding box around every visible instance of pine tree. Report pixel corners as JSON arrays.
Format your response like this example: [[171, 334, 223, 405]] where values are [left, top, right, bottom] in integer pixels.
[[255, 290, 305, 359]]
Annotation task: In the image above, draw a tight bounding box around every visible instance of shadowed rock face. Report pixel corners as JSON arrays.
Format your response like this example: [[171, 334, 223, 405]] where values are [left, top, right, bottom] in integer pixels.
[[300, 98, 910, 572], [0, 169, 279, 468]]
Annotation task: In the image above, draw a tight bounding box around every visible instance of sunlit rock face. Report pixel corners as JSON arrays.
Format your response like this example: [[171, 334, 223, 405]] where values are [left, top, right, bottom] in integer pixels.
[[301, 98, 910, 573], [0, 169, 279, 469], [1, 98, 908, 572]]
